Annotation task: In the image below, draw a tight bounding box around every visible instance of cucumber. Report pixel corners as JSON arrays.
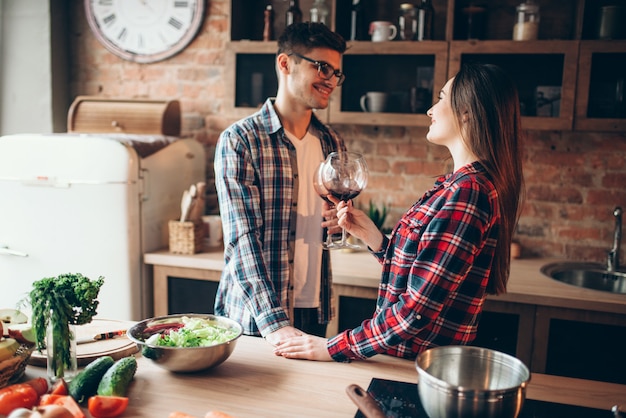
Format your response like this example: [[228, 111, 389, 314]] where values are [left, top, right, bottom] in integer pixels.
[[97, 356, 137, 397], [68, 355, 115, 404]]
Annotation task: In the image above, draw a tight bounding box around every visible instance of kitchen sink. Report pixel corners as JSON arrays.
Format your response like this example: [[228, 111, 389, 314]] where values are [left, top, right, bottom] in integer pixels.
[[540, 262, 626, 294]]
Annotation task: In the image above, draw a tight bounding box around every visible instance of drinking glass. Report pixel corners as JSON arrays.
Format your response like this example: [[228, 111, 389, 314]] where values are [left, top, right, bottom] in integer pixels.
[[313, 162, 337, 249], [320, 152, 369, 249]]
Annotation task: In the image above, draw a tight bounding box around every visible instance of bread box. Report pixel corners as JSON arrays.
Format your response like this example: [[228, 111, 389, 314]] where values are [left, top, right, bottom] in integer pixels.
[[67, 96, 181, 136]]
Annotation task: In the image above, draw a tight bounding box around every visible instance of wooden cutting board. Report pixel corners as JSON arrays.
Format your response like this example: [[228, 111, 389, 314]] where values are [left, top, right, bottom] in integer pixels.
[[29, 319, 138, 367]]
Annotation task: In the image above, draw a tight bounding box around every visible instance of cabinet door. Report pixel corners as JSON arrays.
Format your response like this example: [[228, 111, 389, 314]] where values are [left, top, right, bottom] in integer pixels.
[[574, 41, 626, 132], [533, 306, 626, 385], [449, 40, 579, 131], [328, 41, 448, 126]]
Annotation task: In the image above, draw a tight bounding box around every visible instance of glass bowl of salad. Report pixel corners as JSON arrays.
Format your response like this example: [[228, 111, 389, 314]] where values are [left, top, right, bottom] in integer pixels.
[[127, 313, 243, 372]]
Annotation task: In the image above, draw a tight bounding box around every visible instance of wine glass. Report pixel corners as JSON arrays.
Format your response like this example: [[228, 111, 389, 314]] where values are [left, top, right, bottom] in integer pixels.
[[320, 151, 369, 249], [313, 162, 337, 249]]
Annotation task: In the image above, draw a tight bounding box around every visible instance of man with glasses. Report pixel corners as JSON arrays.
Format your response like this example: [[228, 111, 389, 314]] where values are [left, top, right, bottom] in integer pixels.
[[214, 22, 348, 347]]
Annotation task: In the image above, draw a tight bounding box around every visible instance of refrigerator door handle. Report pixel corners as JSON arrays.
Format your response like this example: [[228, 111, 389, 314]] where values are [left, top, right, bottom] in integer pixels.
[[0, 245, 28, 257], [140, 168, 149, 201]]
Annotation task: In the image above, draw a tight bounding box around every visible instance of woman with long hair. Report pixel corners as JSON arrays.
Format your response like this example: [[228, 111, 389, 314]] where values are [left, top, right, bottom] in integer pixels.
[[274, 62, 525, 361]]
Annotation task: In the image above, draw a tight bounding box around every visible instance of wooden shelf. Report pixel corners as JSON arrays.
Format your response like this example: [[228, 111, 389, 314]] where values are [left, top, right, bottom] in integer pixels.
[[225, 0, 626, 130]]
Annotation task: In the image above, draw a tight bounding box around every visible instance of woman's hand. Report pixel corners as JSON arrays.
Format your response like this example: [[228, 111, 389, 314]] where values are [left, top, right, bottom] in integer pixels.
[[273, 334, 333, 361], [331, 197, 384, 251]]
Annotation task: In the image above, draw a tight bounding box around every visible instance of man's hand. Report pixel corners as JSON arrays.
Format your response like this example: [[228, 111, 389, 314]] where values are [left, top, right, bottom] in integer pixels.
[[264, 326, 302, 347], [273, 334, 333, 361]]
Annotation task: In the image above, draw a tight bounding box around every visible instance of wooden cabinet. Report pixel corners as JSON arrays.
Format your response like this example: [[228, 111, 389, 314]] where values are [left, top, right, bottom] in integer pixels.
[[575, 41, 626, 132], [327, 41, 448, 126], [226, 0, 626, 127], [448, 40, 579, 131]]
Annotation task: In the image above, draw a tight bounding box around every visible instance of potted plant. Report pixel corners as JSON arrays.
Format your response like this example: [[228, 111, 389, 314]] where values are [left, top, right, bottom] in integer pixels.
[[368, 200, 389, 233]]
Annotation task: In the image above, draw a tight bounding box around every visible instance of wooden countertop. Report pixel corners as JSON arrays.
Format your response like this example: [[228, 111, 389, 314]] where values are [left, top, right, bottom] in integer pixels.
[[144, 250, 626, 315], [23, 335, 626, 417]]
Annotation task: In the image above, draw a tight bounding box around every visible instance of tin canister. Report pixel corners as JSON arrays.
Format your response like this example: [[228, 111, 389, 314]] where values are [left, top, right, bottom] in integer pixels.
[[598, 6, 626, 40]]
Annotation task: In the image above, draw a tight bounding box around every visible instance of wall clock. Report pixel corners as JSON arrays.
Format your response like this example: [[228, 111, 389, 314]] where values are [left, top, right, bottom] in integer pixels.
[[85, 0, 206, 64]]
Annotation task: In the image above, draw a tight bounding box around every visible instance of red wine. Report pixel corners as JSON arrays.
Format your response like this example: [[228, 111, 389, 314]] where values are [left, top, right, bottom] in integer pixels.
[[329, 189, 361, 201], [318, 193, 333, 205]]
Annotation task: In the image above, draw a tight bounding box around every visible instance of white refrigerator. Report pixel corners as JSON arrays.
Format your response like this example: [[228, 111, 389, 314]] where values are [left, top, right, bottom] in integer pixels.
[[0, 133, 205, 321]]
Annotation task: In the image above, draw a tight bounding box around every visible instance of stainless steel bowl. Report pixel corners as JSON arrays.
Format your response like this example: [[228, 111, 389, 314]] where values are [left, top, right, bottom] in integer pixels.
[[127, 313, 243, 373], [415, 346, 530, 418]]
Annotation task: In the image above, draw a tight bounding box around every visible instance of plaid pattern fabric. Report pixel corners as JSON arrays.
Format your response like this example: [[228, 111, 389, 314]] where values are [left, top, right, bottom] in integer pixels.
[[328, 162, 500, 361], [214, 99, 344, 336]]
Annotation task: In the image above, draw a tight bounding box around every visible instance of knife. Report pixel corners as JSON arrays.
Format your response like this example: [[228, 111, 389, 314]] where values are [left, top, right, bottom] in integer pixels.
[[76, 330, 127, 345]]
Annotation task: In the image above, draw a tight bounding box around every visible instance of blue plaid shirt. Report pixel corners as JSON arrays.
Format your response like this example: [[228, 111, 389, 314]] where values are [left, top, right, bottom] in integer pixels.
[[328, 162, 500, 361], [214, 99, 345, 336]]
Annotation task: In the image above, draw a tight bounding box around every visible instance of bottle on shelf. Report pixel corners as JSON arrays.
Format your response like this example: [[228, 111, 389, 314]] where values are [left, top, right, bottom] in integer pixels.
[[513, 1, 540, 41], [286, 0, 302, 27], [350, 0, 362, 41], [417, 0, 434, 41], [309, 0, 329, 25], [399, 3, 418, 41], [263, 5, 274, 41], [458, 2, 487, 40]]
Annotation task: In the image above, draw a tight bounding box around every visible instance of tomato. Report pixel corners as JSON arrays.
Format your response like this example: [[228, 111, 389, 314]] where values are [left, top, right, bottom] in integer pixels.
[[38, 395, 85, 418], [50, 379, 68, 396], [25, 377, 49, 396], [87, 395, 129, 418], [0, 383, 39, 415], [39, 394, 65, 406], [51, 396, 84, 418], [34, 405, 75, 418]]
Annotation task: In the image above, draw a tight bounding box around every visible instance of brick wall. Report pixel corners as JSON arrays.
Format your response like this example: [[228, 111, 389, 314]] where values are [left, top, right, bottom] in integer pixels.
[[69, 2, 626, 263]]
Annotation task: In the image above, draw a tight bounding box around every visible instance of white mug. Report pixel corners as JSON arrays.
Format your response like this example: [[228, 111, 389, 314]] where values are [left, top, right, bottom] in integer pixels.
[[369, 21, 397, 42], [202, 215, 223, 248], [360, 92, 389, 113]]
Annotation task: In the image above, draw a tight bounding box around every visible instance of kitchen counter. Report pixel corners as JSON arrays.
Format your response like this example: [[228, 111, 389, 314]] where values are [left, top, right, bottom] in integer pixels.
[[144, 249, 626, 379], [23, 335, 626, 417], [144, 249, 626, 314]]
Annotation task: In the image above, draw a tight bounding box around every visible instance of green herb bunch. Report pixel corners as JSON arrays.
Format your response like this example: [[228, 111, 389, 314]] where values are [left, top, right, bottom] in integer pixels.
[[29, 273, 104, 376]]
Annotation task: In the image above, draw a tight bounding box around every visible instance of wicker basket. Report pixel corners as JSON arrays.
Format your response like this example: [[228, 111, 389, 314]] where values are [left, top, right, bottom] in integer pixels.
[[168, 220, 204, 254], [0, 343, 34, 388]]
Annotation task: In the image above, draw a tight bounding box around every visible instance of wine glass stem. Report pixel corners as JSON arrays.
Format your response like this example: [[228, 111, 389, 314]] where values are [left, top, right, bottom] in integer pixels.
[[341, 227, 348, 246], [326, 231, 333, 247]]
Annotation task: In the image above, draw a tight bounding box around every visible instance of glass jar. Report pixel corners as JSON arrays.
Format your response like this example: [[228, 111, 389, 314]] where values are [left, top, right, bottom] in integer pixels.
[[399, 3, 418, 41], [513, 1, 539, 41], [46, 318, 77, 383], [309, 0, 329, 25]]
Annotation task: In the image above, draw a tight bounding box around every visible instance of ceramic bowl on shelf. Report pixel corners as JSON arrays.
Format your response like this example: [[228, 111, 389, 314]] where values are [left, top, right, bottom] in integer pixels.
[[127, 313, 243, 373]]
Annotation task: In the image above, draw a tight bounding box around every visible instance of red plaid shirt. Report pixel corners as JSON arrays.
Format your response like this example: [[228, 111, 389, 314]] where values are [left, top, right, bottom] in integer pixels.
[[328, 162, 500, 361]]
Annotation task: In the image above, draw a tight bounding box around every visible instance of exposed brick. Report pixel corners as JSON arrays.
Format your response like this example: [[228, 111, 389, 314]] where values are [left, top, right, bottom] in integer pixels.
[[67, 3, 626, 263]]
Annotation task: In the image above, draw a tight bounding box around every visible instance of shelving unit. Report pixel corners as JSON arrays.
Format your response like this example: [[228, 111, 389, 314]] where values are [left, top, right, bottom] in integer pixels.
[[448, 40, 579, 131], [225, 0, 626, 130], [328, 41, 448, 126], [575, 40, 626, 132]]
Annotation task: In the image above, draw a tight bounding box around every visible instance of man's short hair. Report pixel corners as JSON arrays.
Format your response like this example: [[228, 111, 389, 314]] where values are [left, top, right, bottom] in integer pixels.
[[277, 22, 347, 55]]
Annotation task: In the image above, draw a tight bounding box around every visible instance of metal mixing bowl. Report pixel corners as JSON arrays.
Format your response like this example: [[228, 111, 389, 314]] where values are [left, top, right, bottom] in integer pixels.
[[415, 346, 530, 418], [127, 313, 243, 373]]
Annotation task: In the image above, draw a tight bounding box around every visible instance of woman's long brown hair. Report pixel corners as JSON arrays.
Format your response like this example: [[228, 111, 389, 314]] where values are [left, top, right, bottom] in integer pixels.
[[451, 63, 525, 295]]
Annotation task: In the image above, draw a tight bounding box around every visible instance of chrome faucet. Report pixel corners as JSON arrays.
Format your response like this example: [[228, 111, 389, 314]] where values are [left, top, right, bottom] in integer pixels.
[[607, 206, 622, 272]]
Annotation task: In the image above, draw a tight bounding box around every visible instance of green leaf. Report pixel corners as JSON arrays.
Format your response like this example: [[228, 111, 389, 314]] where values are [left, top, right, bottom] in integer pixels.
[[28, 273, 104, 374]]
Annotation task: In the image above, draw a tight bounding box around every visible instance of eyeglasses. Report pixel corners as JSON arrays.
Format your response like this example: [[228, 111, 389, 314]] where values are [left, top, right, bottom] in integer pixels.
[[289, 52, 346, 86]]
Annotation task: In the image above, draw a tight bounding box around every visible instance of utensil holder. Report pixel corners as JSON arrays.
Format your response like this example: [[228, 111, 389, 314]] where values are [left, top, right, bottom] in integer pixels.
[[168, 220, 204, 254]]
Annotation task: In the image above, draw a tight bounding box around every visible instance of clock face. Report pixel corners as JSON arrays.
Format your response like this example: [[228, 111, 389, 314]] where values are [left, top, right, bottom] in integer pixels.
[[85, 0, 205, 63]]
